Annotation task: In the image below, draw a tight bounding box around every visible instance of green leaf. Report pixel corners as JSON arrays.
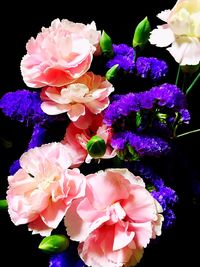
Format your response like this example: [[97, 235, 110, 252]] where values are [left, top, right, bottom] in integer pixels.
[[127, 145, 140, 160], [38, 234, 69, 254], [0, 200, 8, 210], [136, 112, 142, 128], [100, 30, 113, 56], [132, 17, 151, 48], [106, 64, 119, 81]]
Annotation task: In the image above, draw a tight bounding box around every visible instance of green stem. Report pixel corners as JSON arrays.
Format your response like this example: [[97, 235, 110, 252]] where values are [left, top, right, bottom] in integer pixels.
[[186, 71, 200, 95], [176, 129, 200, 138], [175, 65, 181, 86]]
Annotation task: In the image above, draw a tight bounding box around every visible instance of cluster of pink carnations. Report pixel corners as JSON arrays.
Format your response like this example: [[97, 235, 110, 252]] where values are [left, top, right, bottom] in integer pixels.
[[6, 18, 164, 267]]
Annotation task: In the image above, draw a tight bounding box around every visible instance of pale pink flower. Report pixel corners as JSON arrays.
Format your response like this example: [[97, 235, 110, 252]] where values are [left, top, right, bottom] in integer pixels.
[[6, 143, 86, 236], [65, 168, 163, 267], [21, 19, 100, 88], [149, 0, 200, 65], [40, 72, 114, 126], [62, 114, 116, 163]]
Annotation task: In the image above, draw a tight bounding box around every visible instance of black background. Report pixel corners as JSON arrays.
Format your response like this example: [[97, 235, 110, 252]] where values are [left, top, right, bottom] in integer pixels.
[[0, 1, 200, 266]]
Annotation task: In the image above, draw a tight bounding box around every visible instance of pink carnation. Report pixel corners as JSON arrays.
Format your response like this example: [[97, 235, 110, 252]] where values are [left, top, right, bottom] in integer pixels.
[[40, 72, 114, 126], [62, 114, 116, 163], [6, 143, 86, 236], [21, 19, 100, 88], [65, 168, 163, 267]]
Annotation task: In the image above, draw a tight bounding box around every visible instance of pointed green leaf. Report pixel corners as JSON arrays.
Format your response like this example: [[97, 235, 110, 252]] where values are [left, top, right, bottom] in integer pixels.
[[136, 112, 142, 128]]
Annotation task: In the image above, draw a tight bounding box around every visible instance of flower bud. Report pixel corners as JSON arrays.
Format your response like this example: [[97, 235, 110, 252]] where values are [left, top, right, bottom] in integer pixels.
[[0, 200, 8, 210], [132, 17, 151, 48], [38, 234, 69, 254], [86, 136, 106, 159], [100, 30, 113, 57], [106, 64, 119, 81]]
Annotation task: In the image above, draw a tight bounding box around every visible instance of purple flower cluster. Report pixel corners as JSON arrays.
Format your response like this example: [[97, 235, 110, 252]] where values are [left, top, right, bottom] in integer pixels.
[[111, 131, 170, 157], [151, 182, 177, 228], [106, 44, 168, 81], [49, 246, 85, 267], [0, 90, 48, 126], [1, 90, 68, 175], [136, 57, 168, 81], [104, 83, 190, 126], [104, 83, 190, 158], [106, 44, 135, 72]]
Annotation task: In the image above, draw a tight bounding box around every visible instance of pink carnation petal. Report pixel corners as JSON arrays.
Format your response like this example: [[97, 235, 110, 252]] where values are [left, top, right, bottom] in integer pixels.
[[122, 186, 156, 222], [67, 103, 85, 121], [41, 101, 69, 115], [86, 170, 130, 210], [72, 108, 94, 129], [130, 221, 152, 248], [28, 217, 53, 236], [65, 199, 91, 241], [77, 197, 108, 222], [41, 199, 68, 229], [113, 223, 135, 251]]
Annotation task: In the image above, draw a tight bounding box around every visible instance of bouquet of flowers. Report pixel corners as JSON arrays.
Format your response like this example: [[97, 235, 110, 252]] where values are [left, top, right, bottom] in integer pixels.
[[0, 0, 200, 266]]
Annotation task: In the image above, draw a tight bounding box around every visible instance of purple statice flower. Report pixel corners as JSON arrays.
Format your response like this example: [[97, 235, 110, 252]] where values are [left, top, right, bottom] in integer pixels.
[[179, 109, 191, 124], [0, 90, 49, 126], [162, 208, 176, 228], [104, 83, 190, 127], [136, 57, 168, 81], [111, 132, 129, 150], [150, 83, 187, 110], [106, 44, 135, 72], [49, 245, 86, 267], [128, 132, 170, 157], [151, 180, 178, 228], [28, 124, 47, 149], [104, 93, 140, 125], [111, 131, 170, 157], [9, 159, 20, 175], [151, 185, 178, 211], [112, 44, 134, 55]]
